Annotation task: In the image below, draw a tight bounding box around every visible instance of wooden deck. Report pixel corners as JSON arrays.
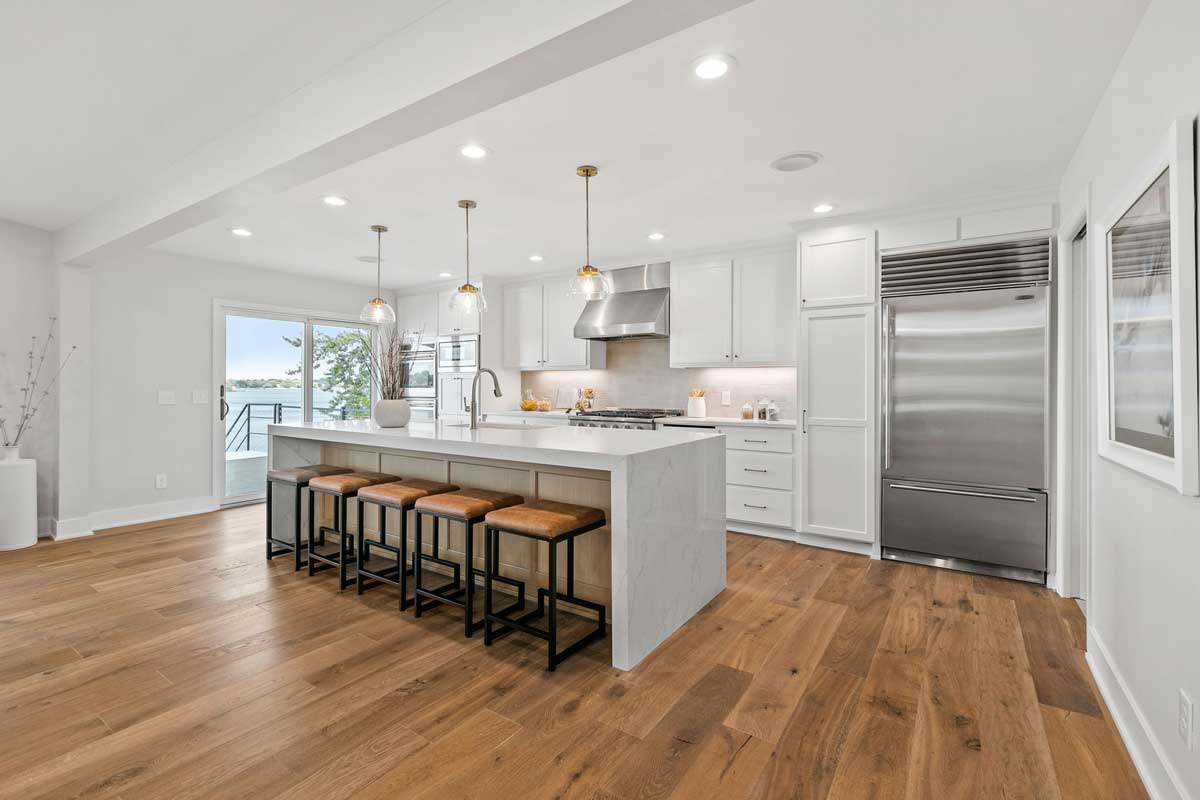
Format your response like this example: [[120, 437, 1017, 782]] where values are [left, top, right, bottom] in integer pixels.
[[0, 505, 1146, 799]]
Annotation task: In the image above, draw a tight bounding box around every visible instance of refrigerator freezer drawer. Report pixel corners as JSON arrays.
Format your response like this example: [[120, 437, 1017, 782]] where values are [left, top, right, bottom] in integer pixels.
[[881, 479, 1046, 572]]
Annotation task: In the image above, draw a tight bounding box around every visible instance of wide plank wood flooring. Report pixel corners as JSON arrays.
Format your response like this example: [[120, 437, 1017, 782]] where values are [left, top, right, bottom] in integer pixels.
[[0, 506, 1147, 799]]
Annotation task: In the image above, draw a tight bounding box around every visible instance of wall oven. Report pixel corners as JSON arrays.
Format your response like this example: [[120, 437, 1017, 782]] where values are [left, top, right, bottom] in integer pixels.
[[401, 341, 436, 399], [437, 335, 479, 373]]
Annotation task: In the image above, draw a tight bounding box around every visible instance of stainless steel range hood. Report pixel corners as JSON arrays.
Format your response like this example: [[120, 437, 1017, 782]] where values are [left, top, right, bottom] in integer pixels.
[[573, 263, 670, 340]]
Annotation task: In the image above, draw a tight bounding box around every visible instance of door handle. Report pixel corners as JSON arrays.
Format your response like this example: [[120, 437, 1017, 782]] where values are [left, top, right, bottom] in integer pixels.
[[882, 303, 894, 469], [801, 410, 807, 434], [744, 438, 768, 444], [743, 467, 768, 473], [219, 385, 230, 421], [889, 483, 1038, 503]]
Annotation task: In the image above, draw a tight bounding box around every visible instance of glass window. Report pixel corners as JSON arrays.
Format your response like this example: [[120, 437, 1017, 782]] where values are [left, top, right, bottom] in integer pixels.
[[311, 322, 373, 420], [1107, 169, 1174, 457]]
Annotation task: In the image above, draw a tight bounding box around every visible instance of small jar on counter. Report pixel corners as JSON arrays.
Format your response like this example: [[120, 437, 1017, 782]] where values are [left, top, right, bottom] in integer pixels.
[[740, 402, 754, 420], [767, 401, 780, 422], [537, 397, 553, 412]]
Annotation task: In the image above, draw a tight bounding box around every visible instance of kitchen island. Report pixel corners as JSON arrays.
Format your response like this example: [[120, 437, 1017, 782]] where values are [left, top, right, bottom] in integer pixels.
[[266, 419, 726, 670]]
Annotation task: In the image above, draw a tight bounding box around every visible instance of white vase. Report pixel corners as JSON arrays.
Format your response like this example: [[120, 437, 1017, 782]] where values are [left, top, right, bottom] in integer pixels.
[[686, 396, 707, 418], [0, 454, 37, 550], [1, 445, 19, 462], [373, 398, 411, 428]]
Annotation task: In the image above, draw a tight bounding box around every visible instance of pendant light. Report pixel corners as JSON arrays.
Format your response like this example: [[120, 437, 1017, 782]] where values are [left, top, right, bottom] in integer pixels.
[[359, 224, 397, 324], [567, 165, 613, 300], [449, 199, 487, 314]]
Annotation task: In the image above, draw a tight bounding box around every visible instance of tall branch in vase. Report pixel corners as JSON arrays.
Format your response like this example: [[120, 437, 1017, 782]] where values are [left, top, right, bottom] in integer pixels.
[[367, 326, 421, 401], [1, 316, 76, 447]]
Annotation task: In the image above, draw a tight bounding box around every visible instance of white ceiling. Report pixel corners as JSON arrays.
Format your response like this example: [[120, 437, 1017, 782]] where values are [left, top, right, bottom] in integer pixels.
[[0, 0, 445, 230], [150, 0, 1147, 290]]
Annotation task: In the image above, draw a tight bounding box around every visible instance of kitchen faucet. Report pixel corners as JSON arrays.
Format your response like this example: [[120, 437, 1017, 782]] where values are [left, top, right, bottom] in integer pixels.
[[469, 368, 503, 430]]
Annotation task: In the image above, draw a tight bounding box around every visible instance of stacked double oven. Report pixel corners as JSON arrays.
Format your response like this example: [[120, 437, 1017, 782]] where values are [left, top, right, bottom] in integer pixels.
[[880, 237, 1053, 584]]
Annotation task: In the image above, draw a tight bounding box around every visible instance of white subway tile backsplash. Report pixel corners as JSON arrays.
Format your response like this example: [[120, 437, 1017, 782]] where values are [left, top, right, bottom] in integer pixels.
[[520, 339, 796, 419]]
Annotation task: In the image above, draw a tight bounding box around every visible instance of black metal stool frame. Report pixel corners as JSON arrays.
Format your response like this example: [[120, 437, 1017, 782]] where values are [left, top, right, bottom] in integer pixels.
[[413, 509, 526, 638], [265, 478, 310, 571], [482, 518, 607, 671], [306, 487, 361, 590], [355, 496, 417, 610]]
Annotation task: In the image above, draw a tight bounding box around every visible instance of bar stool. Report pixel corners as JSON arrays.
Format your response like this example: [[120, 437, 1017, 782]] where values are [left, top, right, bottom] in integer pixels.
[[265, 465, 352, 570], [355, 478, 460, 610], [412, 488, 527, 638], [482, 500, 607, 671], [306, 471, 398, 590]]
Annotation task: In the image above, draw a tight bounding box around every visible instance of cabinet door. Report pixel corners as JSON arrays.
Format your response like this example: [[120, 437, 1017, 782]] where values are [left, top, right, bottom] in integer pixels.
[[733, 248, 796, 365], [502, 282, 544, 369], [798, 306, 876, 542], [799, 230, 876, 307], [438, 375, 468, 416], [669, 259, 733, 367], [394, 292, 438, 342], [542, 277, 590, 369], [437, 288, 481, 336]]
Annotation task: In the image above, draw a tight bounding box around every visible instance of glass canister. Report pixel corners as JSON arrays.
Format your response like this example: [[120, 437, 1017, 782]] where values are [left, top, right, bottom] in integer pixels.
[[520, 389, 538, 411], [767, 401, 780, 422], [757, 398, 769, 420], [537, 396, 553, 412], [740, 402, 754, 420]]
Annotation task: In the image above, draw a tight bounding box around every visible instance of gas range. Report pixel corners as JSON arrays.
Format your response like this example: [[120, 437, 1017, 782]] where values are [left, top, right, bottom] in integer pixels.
[[568, 408, 685, 431]]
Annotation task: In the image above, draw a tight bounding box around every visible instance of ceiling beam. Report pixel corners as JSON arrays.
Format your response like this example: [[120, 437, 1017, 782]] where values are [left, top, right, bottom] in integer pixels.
[[55, 0, 753, 266]]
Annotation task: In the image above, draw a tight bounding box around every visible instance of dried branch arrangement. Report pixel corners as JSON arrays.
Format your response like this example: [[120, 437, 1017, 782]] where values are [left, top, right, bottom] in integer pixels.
[[1, 316, 76, 448], [366, 327, 421, 401]]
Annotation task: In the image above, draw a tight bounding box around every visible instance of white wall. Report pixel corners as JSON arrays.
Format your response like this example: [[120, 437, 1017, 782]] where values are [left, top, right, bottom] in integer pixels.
[[88, 249, 380, 513], [0, 218, 55, 530], [1058, 0, 1200, 796]]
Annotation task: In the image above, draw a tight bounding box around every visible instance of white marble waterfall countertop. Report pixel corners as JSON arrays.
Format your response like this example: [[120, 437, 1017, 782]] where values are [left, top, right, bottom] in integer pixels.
[[267, 418, 720, 472]]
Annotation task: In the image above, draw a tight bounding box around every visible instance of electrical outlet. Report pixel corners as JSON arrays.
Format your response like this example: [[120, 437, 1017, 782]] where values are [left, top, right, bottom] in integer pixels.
[[192, 389, 209, 404], [155, 473, 168, 490], [1180, 689, 1193, 750], [157, 390, 176, 406], [721, 390, 732, 407]]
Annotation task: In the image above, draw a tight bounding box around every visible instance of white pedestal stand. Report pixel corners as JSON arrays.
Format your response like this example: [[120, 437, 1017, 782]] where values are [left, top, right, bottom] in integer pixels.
[[0, 456, 38, 550]]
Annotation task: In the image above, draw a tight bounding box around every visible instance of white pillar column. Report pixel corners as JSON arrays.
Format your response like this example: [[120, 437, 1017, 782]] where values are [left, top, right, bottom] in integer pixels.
[[53, 263, 93, 538]]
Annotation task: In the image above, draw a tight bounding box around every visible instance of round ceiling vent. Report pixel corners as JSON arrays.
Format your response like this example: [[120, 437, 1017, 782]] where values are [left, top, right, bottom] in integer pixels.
[[769, 151, 823, 173]]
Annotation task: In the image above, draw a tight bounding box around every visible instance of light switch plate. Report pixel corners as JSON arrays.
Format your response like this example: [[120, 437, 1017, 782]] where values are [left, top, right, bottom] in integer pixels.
[[192, 389, 209, 404], [155, 473, 168, 489], [157, 390, 176, 406], [721, 390, 732, 406]]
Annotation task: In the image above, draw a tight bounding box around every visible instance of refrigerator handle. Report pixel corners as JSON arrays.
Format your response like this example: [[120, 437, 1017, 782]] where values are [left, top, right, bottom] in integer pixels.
[[881, 303, 893, 469]]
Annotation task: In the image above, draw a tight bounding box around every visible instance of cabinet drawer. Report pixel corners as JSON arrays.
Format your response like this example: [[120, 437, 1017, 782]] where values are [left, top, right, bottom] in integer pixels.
[[726, 450, 792, 490], [727, 485, 793, 528], [719, 427, 793, 453]]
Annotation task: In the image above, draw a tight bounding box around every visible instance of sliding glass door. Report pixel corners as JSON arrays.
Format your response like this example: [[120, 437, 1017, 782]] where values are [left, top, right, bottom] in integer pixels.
[[215, 306, 374, 505]]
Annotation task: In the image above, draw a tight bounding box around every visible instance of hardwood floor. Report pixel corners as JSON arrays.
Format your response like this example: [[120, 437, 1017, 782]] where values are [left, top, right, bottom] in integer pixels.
[[0, 506, 1147, 799]]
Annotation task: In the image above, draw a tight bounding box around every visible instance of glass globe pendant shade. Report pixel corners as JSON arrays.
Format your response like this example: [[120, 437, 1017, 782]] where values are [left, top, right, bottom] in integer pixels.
[[449, 282, 487, 314], [360, 296, 397, 324], [567, 264, 613, 301]]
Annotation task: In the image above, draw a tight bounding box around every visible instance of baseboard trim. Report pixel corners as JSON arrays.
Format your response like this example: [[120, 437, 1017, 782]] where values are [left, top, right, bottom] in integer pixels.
[[1086, 628, 1191, 800], [89, 496, 221, 532], [726, 522, 875, 558], [53, 515, 94, 540], [37, 515, 52, 538]]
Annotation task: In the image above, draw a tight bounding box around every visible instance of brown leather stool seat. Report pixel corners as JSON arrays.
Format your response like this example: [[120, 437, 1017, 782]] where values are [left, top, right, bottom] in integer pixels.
[[354, 479, 459, 609], [482, 500, 607, 671], [265, 464, 353, 570], [306, 471, 398, 590], [411, 488, 526, 637]]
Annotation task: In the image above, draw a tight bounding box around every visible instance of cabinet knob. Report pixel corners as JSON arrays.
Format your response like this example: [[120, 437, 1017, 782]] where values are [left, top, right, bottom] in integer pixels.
[[724, 354, 730, 359]]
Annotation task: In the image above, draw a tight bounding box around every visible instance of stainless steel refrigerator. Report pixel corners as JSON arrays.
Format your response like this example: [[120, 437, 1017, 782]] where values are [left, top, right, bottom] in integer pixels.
[[880, 238, 1052, 584]]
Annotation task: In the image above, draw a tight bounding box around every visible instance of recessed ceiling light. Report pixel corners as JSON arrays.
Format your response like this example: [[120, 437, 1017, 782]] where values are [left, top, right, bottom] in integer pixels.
[[648, 232, 665, 241], [439, 272, 452, 278], [229, 227, 253, 238], [693, 53, 735, 80], [769, 151, 823, 173], [459, 143, 489, 159], [528, 254, 544, 262], [813, 203, 835, 214], [322, 195, 348, 207]]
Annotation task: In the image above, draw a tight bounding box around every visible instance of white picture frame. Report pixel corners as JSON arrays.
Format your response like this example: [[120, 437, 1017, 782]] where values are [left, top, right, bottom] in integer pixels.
[[1092, 116, 1198, 495]]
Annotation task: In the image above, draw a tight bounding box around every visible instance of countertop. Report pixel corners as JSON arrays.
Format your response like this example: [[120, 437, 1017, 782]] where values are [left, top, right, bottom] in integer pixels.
[[658, 416, 797, 430], [268, 418, 720, 471]]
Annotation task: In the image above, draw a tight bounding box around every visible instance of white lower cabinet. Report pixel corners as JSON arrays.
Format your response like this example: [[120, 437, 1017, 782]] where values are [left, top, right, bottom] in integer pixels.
[[721, 425, 795, 528], [438, 374, 471, 417], [798, 306, 876, 543]]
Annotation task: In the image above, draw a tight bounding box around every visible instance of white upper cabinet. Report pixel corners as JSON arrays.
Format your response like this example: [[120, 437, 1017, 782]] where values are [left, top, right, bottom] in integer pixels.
[[733, 248, 795, 366], [542, 277, 591, 369], [502, 282, 544, 368], [437, 287, 480, 336], [799, 230, 876, 307], [670, 259, 733, 367], [670, 248, 796, 368], [394, 292, 438, 342], [501, 277, 604, 371]]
